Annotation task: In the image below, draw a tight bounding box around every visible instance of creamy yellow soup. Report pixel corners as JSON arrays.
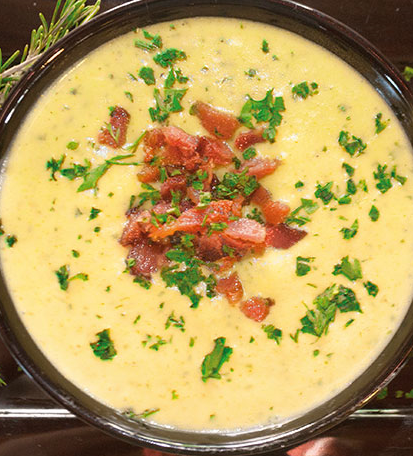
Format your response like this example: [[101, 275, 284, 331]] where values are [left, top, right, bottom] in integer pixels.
[[1, 17, 413, 431]]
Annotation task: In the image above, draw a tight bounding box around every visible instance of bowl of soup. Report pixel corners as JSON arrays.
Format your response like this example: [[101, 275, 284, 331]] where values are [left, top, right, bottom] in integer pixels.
[[1, 0, 413, 453]]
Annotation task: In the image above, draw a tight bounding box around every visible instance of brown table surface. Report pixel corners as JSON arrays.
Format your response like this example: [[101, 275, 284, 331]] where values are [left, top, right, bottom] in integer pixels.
[[0, 1, 413, 455]]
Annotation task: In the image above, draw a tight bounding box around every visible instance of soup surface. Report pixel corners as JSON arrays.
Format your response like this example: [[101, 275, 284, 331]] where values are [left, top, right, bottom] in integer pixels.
[[1, 17, 413, 431]]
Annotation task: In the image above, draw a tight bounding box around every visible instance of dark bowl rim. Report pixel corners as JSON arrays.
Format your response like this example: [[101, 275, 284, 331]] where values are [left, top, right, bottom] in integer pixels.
[[0, 0, 413, 454]]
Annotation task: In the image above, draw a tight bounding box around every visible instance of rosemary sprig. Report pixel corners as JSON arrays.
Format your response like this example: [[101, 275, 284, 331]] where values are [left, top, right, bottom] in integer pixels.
[[0, 0, 101, 108]]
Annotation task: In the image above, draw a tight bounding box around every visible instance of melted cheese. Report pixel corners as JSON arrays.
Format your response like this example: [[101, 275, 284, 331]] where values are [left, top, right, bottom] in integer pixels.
[[1, 17, 413, 431]]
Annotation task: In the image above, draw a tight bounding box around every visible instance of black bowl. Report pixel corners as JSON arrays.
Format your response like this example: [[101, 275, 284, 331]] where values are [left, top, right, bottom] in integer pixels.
[[1, 0, 413, 454]]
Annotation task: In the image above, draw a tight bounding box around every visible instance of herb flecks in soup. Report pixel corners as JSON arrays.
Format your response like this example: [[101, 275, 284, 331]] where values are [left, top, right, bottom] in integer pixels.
[[1, 17, 413, 431]]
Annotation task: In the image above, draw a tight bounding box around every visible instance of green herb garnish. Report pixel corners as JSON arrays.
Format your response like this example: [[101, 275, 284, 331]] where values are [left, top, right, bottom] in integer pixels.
[[135, 29, 162, 51], [153, 48, 186, 68], [375, 113, 389, 134], [369, 205, 379, 221], [165, 312, 185, 332], [296, 256, 314, 277], [46, 154, 65, 181], [201, 337, 233, 382], [340, 219, 358, 239], [55, 265, 88, 291], [364, 281, 379, 297], [90, 329, 117, 360], [262, 324, 282, 344], [332, 256, 362, 281], [89, 207, 101, 220], [342, 163, 355, 176], [292, 81, 318, 99], [338, 130, 366, 157], [138, 66, 155, 85]]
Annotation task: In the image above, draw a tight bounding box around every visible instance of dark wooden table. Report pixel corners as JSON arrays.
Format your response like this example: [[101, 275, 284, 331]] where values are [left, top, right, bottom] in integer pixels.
[[0, 1, 413, 455]]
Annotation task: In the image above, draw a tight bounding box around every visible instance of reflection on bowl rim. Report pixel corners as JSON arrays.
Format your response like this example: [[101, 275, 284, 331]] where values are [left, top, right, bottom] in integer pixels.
[[0, 0, 413, 454]]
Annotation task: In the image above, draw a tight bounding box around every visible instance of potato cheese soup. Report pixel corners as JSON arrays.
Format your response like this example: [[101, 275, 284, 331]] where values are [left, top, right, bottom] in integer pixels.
[[1, 17, 413, 431]]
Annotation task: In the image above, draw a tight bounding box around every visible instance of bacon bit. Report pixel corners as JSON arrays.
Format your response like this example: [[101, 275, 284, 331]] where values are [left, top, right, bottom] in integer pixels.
[[197, 234, 225, 262], [150, 207, 205, 239], [160, 175, 187, 200], [231, 195, 245, 218], [240, 296, 274, 322], [152, 201, 172, 215], [216, 273, 244, 304], [265, 223, 307, 249], [163, 126, 199, 157], [187, 186, 200, 205], [128, 237, 167, 278], [225, 218, 266, 244], [138, 165, 160, 183], [98, 106, 130, 148], [120, 209, 151, 246], [144, 128, 165, 162], [216, 256, 238, 272], [241, 157, 280, 180], [251, 186, 289, 225], [193, 101, 240, 140], [205, 200, 234, 224], [198, 137, 234, 165], [234, 128, 265, 151]]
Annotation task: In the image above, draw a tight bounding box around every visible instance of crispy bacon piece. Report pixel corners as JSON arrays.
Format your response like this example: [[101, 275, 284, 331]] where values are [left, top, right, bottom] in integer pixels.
[[216, 273, 244, 304], [127, 237, 167, 278], [252, 186, 289, 225], [265, 223, 307, 249], [198, 137, 234, 165], [193, 101, 240, 140], [138, 165, 160, 183], [162, 126, 201, 170], [240, 297, 274, 322], [235, 128, 265, 151], [149, 200, 234, 240], [120, 209, 151, 246], [144, 128, 165, 163], [224, 218, 266, 244], [160, 175, 187, 200], [241, 157, 280, 180], [98, 106, 130, 148], [197, 234, 225, 262]]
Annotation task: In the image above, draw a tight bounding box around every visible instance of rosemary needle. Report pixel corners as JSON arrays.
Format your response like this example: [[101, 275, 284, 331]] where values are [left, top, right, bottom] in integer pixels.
[[0, 0, 101, 108]]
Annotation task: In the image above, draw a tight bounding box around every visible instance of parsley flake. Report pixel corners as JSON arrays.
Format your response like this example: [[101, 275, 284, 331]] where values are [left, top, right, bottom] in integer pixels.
[[201, 337, 233, 382], [262, 324, 282, 344], [89, 207, 101, 220], [296, 256, 314, 277], [364, 281, 379, 297], [375, 113, 389, 134], [138, 67, 155, 85], [338, 131, 366, 157], [340, 219, 358, 239], [153, 48, 186, 68], [369, 205, 380, 221], [5, 235, 17, 247], [90, 329, 117, 360], [292, 81, 318, 99], [332, 256, 362, 281]]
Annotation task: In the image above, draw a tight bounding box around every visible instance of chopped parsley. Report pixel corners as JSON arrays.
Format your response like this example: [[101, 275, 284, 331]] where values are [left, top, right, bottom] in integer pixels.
[[340, 219, 358, 239], [66, 140, 79, 150], [261, 39, 269, 53], [364, 281, 379, 297], [165, 68, 188, 88], [338, 130, 366, 157], [124, 91, 134, 102], [149, 87, 188, 122], [137, 183, 160, 207], [262, 324, 282, 344], [238, 89, 285, 143], [165, 312, 185, 332], [153, 48, 186, 68], [373, 164, 407, 193], [242, 147, 257, 160], [298, 284, 361, 338], [134, 29, 162, 51], [60, 160, 91, 181], [246, 207, 265, 225], [332, 256, 362, 281], [315, 182, 335, 205], [88, 207, 101, 220], [201, 337, 233, 382], [346, 179, 357, 195], [138, 66, 155, 85], [292, 81, 318, 99], [5, 235, 17, 247], [90, 329, 117, 360], [71, 249, 80, 258], [296, 256, 314, 277], [286, 198, 319, 226], [369, 205, 380, 221], [55, 265, 88, 291], [375, 113, 389, 134], [342, 163, 355, 177], [214, 169, 259, 200], [295, 180, 304, 188], [46, 154, 65, 181], [207, 222, 228, 236]]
